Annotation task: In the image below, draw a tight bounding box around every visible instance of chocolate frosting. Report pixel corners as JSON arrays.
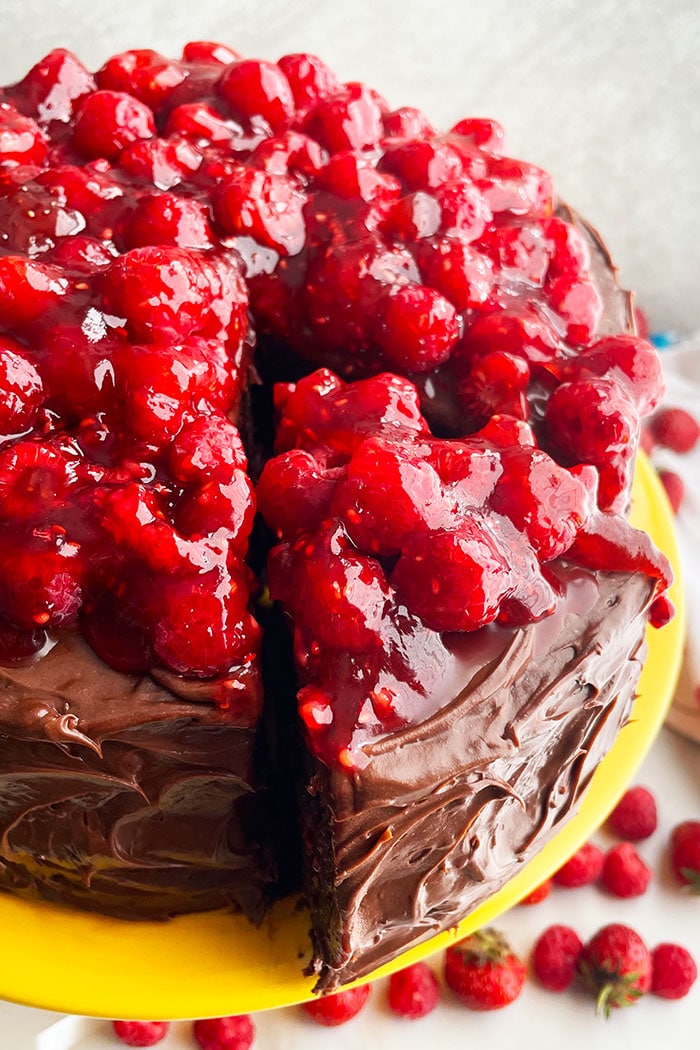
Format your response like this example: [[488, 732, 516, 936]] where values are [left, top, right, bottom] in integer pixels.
[[305, 568, 653, 989], [0, 633, 270, 920]]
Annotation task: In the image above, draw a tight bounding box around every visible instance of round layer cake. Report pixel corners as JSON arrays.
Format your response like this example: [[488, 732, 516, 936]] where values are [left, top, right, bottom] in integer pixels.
[[0, 44, 671, 989]]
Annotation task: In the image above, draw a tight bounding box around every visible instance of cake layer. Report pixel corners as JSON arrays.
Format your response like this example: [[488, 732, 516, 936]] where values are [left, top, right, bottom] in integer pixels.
[[0, 633, 270, 920], [303, 568, 652, 990]]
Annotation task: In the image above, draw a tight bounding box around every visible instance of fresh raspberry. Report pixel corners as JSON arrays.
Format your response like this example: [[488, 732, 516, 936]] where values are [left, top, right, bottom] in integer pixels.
[[650, 406, 699, 453], [670, 820, 700, 893], [531, 925, 583, 991], [217, 59, 294, 132], [649, 594, 675, 628], [651, 943, 698, 1000], [552, 841, 604, 887], [444, 928, 526, 1010], [301, 984, 371, 1026], [601, 843, 652, 898], [374, 284, 460, 371], [72, 90, 155, 159], [659, 469, 685, 514], [111, 1021, 169, 1046], [607, 785, 658, 841], [193, 1014, 255, 1050], [519, 878, 552, 905], [387, 962, 440, 1019], [577, 924, 651, 1015]]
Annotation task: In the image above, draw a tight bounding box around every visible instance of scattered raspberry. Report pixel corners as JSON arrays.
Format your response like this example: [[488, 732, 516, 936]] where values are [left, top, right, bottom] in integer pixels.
[[519, 878, 552, 905], [650, 406, 700, 453], [607, 786, 658, 841], [193, 1015, 255, 1050], [552, 842, 604, 887], [670, 820, 700, 893], [531, 925, 583, 991], [601, 843, 652, 898], [577, 924, 652, 1016], [387, 962, 440, 1019], [659, 469, 685, 514], [111, 1021, 169, 1047], [444, 928, 526, 1010], [301, 984, 371, 1026], [651, 943, 698, 1000]]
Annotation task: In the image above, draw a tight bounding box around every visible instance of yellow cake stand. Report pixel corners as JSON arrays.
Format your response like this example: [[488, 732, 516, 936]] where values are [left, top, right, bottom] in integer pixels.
[[0, 455, 683, 1020]]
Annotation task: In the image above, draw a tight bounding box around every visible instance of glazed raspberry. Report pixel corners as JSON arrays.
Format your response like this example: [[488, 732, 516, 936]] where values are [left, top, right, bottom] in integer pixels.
[[651, 943, 698, 1000], [277, 53, 341, 113], [0, 338, 43, 435], [122, 192, 215, 250], [457, 350, 530, 422], [374, 284, 460, 371], [97, 50, 186, 110], [601, 843, 652, 898], [546, 274, 603, 345], [650, 406, 700, 453], [111, 1021, 169, 1047], [316, 151, 401, 202], [543, 216, 590, 279], [659, 469, 684, 514], [445, 928, 526, 1010], [434, 179, 491, 239], [388, 962, 440, 1019], [72, 90, 155, 159], [0, 257, 68, 328], [477, 156, 553, 218], [575, 334, 664, 414], [182, 41, 241, 65], [391, 521, 514, 632], [119, 136, 202, 189], [217, 59, 294, 132], [383, 106, 435, 139], [215, 168, 307, 255], [463, 307, 562, 364], [416, 237, 494, 310], [250, 130, 327, 177], [304, 82, 385, 153], [669, 820, 700, 892], [577, 924, 651, 1015], [170, 415, 247, 482], [380, 138, 463, 191], [552, 842, 604, 887], [193, 1014, 255, 1050], [450, 117, 506, 152], [486, 223, 551, 285], [165, 102, 239, 146], [9, 48, 95, 124], [301, 984, 371, 1026], [531, 925, 583, 991], [0, 102, 48, 164], [607, 786, 658, 841], [519, 878, 552, 905], [381, 191, 442, 241], [256, 449, 340, 538]]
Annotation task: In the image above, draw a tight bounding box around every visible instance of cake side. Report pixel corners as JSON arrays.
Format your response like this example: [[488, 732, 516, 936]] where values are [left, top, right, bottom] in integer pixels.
[[303, 569, 652, 989], [0, 633, 270, 920]]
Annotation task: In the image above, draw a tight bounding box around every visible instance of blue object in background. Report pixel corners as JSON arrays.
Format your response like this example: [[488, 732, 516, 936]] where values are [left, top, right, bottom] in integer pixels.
[[650, 332, 681, 350]]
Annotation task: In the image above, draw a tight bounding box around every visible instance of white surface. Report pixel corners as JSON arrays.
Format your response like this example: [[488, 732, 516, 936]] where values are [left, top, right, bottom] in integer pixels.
[[0, 3, 698, 1047], [13, 727, 700, 1049], [0, 0, 697, 328]]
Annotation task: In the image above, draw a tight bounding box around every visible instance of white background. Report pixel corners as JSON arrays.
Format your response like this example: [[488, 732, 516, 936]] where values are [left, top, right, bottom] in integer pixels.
[[0, 1, 698, 1045]]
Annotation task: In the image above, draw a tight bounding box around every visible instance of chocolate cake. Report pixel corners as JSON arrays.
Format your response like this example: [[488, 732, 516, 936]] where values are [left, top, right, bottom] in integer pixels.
[[0, 44, 671, 989]]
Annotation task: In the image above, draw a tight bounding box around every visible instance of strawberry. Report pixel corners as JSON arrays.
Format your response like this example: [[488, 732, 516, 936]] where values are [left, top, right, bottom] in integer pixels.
[[444, 927, 526, 1010], [387, 962, 440, 1018], [601, 843, 652, 898], [531, 924, 583, 991], [670, 820, 700, 893], [650, 406, 699, 453], [301, 984, 371, 1026], [651, 943, 698, 1000], [519, 878, 552, 905], [552, 841, 604, 887], [659, 469, 685, 514], [193, 1015, 255, 1050], [111, 1021, 169, 1046], [607, 785, 658, 841], [577, 923, 652, 1016]]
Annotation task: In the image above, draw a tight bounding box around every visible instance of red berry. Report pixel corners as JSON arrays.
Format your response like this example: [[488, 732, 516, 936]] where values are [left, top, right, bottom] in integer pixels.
[[301, 984, 371, 1026], [651, 943, 698, 1000], [374, 284, 460, 371], [519, 878, 552, 905], [444, 928, 526, 1010], [0, 256, 68, 327], [383, 106, 435, 139], [607, 785, 658, 841], [277, 53, 341, 113], [217, 59, 294, 132], [546, 274, 603, 345], [193, 1014, 255, 1050], [387, 962, 440, 1019], [215, 168, 307, 255], [650, 406, 700, 453], [122, 192, 215, 250], [659, 469, 684, 514], [670, 820, 700, 892], [304, 82, 385, 153], [416, 237, 494, 310], [165, 102, 239, 145], [577, 924, 651, 1015], [552, 842, 604, 887], [531, 925, 583, 991], [73, 90, 155, 159], [112, 1021, 169, 1047], [0, 102, 48, 164], [576, 334, 664, 415], [10, 48, 95, 124], [182, 41, 241, 65], [601, 843, 652, 898], [97, 49, 186, 110], [0, 338, 43, 434], [380, 138, 463, 191], [450, 117, 506, 151]]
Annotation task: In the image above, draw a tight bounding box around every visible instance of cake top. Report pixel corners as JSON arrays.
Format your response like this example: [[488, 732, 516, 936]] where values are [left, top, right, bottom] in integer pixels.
[[0, 44, 670, 760]]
